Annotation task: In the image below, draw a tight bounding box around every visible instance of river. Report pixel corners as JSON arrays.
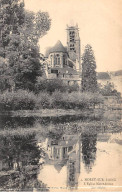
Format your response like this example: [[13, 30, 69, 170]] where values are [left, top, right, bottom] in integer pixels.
[[0, 110, 122, 191]]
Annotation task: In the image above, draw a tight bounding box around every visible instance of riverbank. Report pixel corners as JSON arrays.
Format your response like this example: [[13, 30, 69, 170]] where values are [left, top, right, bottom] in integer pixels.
[[0, 108, 104, 118], [0, 109, 122, 138]]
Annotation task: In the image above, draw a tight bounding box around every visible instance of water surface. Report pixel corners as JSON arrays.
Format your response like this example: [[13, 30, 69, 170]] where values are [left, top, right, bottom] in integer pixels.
[[0, 111, 122, 191]]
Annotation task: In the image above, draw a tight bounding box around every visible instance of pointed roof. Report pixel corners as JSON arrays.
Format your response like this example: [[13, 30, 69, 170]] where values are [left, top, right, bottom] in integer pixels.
[[45, 40, 67, 57], [54, 163, 64, 173], [51, 40, 67, 53]]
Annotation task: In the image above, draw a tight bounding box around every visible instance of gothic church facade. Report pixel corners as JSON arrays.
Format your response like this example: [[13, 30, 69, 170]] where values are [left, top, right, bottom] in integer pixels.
[[43, 24, 81, 85]]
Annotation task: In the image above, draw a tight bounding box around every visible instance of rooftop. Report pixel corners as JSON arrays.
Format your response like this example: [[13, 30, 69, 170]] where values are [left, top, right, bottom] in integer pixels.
[[45, 40, 67, 57]]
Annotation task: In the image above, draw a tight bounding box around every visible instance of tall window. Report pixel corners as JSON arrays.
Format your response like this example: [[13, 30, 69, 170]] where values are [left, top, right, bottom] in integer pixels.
[[55, 54, 60, 65], [57, 57, 60, 65], [63, 55, 66, 65], [50, 55, 53, 65]]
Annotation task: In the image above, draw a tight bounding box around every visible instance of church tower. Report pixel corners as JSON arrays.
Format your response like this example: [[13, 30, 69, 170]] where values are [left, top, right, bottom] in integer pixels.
[[67, 24, 81, 72]]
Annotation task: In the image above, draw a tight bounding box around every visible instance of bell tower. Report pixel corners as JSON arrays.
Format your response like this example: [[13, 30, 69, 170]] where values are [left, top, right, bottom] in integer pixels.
[[67, 24, 81, 72]]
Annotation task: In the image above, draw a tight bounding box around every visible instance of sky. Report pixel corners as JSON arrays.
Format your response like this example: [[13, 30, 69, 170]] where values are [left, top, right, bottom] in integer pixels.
[[25, 0, 122, 72]]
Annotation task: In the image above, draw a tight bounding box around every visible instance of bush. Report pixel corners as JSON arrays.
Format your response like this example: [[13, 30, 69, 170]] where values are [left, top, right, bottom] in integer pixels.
[[36, 92, 52, 109], [0, 90, 37, 111], [0, 89, 104, 111], [35, 78, 67, 94], [51, 90, 64, 108], [35, 78, 48, 93], [35, 78, 79, 94], [67, 83, 79, 93], [99, 82, 121, 97], [51, 91, 104, 110]]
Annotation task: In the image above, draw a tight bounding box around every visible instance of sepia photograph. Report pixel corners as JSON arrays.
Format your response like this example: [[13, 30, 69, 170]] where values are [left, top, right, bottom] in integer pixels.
[[0, 0, 122, 192]]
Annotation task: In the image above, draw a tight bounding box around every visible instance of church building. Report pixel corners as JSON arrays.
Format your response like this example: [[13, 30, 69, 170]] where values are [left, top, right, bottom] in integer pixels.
[[42, 24, 81, 85]]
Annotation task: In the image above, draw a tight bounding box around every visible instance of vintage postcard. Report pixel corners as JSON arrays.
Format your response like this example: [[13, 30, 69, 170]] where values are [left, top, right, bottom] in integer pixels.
[[0, 0, 122, 192]]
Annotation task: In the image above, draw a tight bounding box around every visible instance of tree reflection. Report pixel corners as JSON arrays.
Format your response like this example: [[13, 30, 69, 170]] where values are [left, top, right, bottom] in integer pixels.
[[0, 115, 36, 129], [0, 134, 48, 191], [81, 133, 97, 173]]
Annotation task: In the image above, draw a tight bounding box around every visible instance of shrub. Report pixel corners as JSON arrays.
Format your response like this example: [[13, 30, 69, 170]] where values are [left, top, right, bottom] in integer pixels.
[[0, 90, 37, 111], [35, 78, 48, 93], [36, 92, 52, 109], [35, 78, 68, 94], [67, 83, 79, 93], [0, 89, 104, 111], [51, 90, 64, 108], [99, 82, 121, 97], [51, 91, 104, 110], [46, 79, 68, 93], [35, 78, 79, 94]]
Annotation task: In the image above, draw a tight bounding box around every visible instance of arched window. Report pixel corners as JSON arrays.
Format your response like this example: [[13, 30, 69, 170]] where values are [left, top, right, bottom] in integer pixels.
[[55, 54, 60, 65]]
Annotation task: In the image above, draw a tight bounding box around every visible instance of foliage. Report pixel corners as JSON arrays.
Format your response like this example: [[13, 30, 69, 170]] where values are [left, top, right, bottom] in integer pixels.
[[37, 91, 104, 110], [68, 83, 79, 93], [0, 0, 51, 91], [82, 44, 98, 92], [36, 92, 52, 109], [0, 89, 104, 111], [0, 90, 37, 111], [99, 82, 121, 97], [35, 78, 79, 94], [35, 78, 67, 94], [0, 134, 48, 191], [0, 57, 12, 91]]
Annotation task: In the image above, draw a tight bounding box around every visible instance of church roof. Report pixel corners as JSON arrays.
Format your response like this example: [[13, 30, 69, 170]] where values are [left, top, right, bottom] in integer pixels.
[[54, 163, 64, 173], [45, 40, 67, 57]]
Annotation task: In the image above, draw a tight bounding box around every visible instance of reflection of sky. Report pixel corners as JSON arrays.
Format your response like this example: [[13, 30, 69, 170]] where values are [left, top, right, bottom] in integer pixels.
[[79, 139, 122, 188], [38, 164, 67, 190]]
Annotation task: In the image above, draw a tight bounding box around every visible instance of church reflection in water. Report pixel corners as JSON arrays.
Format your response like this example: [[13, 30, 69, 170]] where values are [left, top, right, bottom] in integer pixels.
[[42, 133, 97, 189]]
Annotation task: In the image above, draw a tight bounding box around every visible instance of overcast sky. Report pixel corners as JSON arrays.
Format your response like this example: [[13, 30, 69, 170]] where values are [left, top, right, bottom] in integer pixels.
[[25, 0, 122, 72]]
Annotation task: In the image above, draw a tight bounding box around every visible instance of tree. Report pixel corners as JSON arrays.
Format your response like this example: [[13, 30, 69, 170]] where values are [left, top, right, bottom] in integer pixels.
[[0, 0, 51, 91], [0, 0, 25, 57], [0, 57, 13, 91], [81, 44, 98, 92], [99, 82, 121, 97]]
